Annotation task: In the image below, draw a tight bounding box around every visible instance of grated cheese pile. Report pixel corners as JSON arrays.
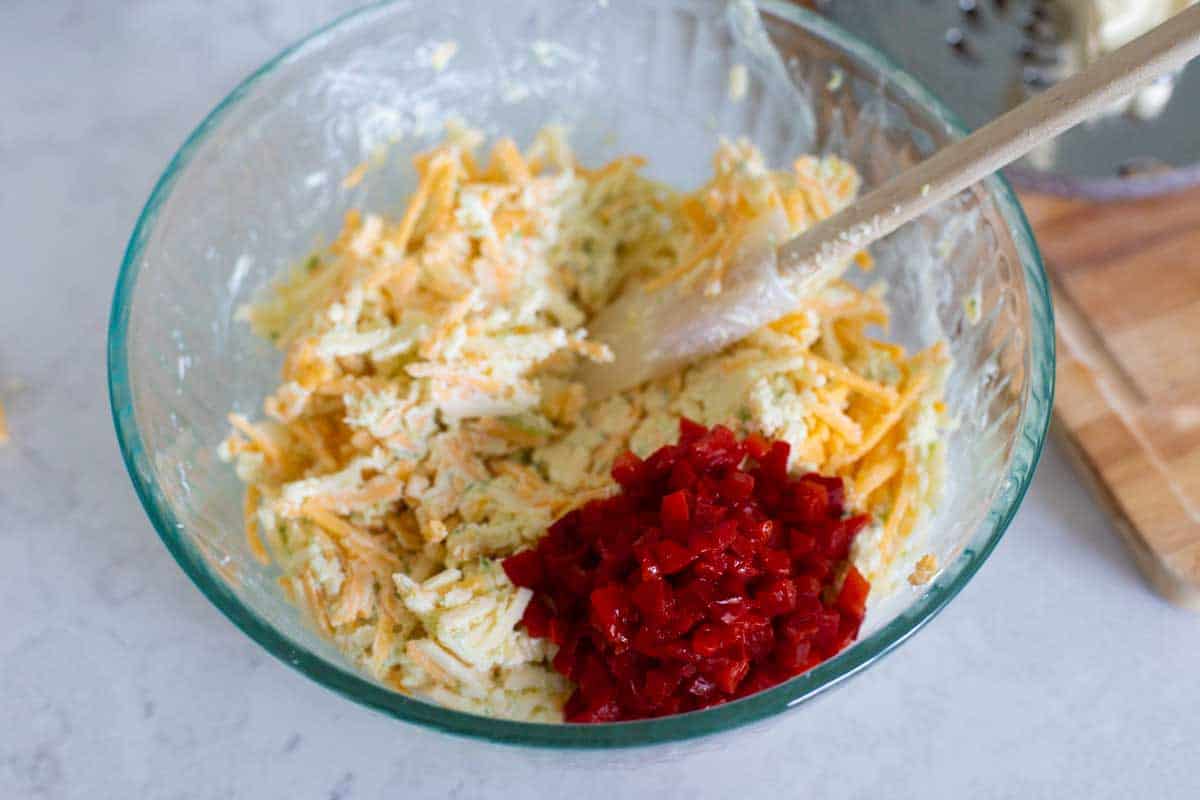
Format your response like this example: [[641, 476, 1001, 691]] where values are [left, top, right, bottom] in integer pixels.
[[220, 125, 951, 721]]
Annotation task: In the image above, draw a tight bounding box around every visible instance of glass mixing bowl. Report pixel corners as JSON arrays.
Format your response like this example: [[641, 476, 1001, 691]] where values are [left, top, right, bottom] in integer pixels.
[[108, 0, 1054, 747]]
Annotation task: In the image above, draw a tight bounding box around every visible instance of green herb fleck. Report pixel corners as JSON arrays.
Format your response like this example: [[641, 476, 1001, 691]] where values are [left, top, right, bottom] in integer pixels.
[[305, 255, 321, 273]]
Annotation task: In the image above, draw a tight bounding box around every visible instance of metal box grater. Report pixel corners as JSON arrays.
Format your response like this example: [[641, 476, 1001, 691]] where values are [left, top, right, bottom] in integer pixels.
[[815, 0, 1200, 198]]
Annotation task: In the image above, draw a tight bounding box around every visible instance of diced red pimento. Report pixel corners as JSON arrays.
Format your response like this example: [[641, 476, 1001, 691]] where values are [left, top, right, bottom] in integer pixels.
[[502, 420, 872, 722], [836, 564, 871, 620]]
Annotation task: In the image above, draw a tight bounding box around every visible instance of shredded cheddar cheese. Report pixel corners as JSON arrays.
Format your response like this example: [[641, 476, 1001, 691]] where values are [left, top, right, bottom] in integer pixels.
[[221, 125, 951, 721], [909, 553, 939, 586]]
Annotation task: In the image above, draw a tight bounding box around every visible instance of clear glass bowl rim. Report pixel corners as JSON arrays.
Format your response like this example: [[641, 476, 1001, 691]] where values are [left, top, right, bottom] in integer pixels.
[[107, 0, 1055, 748]]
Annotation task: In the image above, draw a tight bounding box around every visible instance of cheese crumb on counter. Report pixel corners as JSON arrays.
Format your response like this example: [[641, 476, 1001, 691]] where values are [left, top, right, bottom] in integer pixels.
[[221, 125, 951, 720], [728, 63, 749, 101], [425, 40, 459, 72]]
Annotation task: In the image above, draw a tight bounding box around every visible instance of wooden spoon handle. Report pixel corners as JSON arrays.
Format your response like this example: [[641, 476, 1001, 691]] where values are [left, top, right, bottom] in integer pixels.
[[778, 4, 1200, 277]]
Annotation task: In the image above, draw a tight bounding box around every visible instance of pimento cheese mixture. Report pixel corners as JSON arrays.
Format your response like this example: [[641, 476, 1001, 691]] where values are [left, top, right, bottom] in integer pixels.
[[219, 125, 950, 721]]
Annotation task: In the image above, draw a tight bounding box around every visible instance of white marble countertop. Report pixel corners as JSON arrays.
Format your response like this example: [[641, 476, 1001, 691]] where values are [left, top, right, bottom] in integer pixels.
[[2, 2, 1198, 798]]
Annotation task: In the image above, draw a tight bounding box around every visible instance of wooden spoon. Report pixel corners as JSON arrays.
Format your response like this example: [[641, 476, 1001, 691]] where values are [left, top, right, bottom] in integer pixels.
[[580, 5, 1200, 397]]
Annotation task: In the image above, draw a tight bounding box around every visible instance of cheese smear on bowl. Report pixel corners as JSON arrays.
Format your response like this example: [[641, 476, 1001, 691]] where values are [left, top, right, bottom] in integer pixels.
[[219, 125, 951, 720]]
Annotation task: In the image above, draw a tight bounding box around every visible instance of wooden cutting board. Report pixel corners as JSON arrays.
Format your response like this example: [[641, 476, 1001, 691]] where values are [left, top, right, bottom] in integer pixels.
[[1021, 188, 1200, 610]]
